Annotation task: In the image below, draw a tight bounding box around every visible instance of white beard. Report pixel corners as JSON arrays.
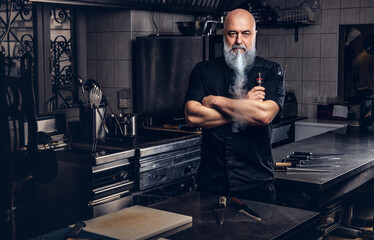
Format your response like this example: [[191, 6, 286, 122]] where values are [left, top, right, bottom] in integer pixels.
[[223, 40, 257, 100], [223, 40, 257, 132], [223, 41, 257, 77]]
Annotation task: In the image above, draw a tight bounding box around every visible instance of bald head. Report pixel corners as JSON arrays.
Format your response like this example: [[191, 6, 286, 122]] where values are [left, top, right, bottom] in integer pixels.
[[223, 8, 257, 55], [224, 9, 256, 33]]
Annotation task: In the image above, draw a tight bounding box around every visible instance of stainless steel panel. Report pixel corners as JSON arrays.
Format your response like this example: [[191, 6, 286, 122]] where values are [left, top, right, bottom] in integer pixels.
[[135, 36, 204, 119], [272, 124, 292, 144], [139, 158, 199, 190], [138, 136, 202, 157], [92, 158, 131, 173], [91, 194, 133, 218]]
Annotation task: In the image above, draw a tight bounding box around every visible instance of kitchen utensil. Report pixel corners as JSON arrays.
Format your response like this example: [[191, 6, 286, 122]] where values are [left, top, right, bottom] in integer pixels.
[[82, 205, 192, 240], [89, 86, 108, 135], [292, 151, 346, 156], [231, 197, 261, 222], [89, 85, 102, 108], [67, 221, 86, 238], [175, 20, 215, 36], [122, 114, 137, 137], [213, 196, 226, 225], [102, 95, 124, 136], [84, 79, 100, 91], [286, 154, 310, 160], [275, 162, 330, 168], [274, 166, 331, 173], [76, 76, 87, 106]]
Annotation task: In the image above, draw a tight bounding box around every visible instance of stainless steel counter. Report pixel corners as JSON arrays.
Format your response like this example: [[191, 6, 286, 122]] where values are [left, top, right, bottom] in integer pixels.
[[273, 126, 374, 210], [151, 191, 320, 240]]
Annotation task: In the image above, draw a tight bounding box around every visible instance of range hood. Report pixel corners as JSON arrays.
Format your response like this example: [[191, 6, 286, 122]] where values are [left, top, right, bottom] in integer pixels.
[[30, 0, 251, 15]]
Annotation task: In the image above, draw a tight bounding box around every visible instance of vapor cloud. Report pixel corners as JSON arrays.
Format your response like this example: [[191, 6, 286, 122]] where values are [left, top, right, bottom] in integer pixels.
[[223, 40, 257, 132]]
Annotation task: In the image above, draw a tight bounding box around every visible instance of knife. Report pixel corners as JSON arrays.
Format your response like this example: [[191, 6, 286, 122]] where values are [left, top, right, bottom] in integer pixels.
[[67, 221, 86, 238], [275, 162, 330, 168], [286, 154, 341, 160], [231, 197, 261, 222], [292, 151, 346, 156], [213, 196, 226, 225], [274, 166, 331, 173]]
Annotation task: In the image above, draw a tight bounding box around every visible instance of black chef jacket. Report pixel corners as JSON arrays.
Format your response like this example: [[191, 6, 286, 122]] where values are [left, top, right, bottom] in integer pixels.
[[184, 56, 285, 193]]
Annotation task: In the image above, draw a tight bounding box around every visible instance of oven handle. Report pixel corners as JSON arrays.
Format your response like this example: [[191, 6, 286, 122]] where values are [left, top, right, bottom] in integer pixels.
[[93, 180, 134, 195], [89, 190, 130, 206]]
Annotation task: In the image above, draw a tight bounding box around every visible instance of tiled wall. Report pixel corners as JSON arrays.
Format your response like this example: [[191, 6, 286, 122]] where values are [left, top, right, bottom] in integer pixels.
[[86, 0, 374, 119], [260, 0, 374, 119], [86, 9, 194, 114]]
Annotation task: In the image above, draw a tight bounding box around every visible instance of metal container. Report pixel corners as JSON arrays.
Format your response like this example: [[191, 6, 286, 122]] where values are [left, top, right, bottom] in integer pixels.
[[79, 107, 106, 140], [122, 114, 137, 137], [175, 20, 215, 36]]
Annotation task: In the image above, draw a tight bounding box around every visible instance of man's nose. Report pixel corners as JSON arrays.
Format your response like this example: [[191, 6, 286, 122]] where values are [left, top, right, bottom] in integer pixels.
[[236, 33, 243, 44]]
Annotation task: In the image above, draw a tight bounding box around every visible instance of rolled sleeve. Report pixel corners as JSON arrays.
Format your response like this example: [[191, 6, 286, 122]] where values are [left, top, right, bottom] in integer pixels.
[[265, 63, 285, 113]]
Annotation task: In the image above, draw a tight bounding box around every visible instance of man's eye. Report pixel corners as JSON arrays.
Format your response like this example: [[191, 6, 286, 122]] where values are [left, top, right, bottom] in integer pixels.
[[229, 32, 237, 37], [243, 32, 251, 37]]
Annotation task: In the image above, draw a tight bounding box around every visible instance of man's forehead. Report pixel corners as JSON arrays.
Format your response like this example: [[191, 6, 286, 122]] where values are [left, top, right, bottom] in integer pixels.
[[225, 16, 255, 31]]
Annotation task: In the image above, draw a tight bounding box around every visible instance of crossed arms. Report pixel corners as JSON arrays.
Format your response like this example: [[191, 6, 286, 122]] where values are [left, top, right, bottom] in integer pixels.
[[185, 86, 280, 129]]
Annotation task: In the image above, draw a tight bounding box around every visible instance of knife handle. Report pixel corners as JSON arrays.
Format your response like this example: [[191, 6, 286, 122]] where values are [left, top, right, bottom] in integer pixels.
[[286, 154, 309, 160], [219, 196, 227, 208], [67, 221, 86, 237], [292, 151, 313, 155], [274, 166, 287, 172], [231, 197, 243, 207], [275, 162, 292, 167]]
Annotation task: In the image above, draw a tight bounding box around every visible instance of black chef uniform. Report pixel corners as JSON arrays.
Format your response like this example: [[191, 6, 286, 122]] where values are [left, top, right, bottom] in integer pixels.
[[184, 56, 285, 203]]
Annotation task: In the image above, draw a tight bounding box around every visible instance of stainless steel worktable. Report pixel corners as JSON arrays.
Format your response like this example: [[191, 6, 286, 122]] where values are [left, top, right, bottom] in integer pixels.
[[272, 126, 374, 210], [151, 191, 320, 240]]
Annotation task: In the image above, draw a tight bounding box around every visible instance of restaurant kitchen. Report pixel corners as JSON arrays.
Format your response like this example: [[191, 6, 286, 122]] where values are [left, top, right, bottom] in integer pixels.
[[2, 0, 374, 239]]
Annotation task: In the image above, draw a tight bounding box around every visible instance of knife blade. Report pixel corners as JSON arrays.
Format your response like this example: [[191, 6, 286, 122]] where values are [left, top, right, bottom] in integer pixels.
[[231, 197, 261, 222], [286, 154, 341, 160], [213, 196, 226, 225]]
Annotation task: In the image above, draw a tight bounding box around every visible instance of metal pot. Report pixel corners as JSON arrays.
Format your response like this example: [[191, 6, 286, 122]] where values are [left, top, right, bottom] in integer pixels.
[[175, 20, 217, 36]]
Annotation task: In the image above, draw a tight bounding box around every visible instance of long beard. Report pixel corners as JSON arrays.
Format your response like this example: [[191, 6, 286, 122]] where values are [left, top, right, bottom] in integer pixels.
[[224, 41, 257, 99], [223, 41, 257, 77], [223, 40, 257, 132]]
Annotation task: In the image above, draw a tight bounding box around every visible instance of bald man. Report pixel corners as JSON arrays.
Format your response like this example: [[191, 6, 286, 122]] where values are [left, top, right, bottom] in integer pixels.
[[184, 9, 285, 203]]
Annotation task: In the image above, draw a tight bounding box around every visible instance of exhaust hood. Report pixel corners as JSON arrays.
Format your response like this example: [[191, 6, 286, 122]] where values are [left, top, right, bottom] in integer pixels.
[[29, 0, 251, 15]]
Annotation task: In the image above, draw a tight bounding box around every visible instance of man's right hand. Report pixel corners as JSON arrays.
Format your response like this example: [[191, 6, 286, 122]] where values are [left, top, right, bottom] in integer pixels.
[[246, 86, 265, 101]]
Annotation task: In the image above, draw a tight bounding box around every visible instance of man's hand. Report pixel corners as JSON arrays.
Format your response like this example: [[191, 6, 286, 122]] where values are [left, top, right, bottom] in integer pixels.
[[246, 86, 265, 101]]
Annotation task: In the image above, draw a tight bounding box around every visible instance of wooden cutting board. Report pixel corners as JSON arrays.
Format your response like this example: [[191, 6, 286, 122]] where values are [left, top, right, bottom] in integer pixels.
[[83, 205, 192, 240]]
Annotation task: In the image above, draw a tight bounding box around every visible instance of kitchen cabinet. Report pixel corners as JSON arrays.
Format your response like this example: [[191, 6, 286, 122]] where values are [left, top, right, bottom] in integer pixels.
[[27, 129, 201, 238]]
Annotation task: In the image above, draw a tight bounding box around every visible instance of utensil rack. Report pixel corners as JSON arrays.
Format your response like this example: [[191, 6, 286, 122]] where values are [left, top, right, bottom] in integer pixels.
[[277, 9, 321, 25], [275, 9, 321, 42]]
